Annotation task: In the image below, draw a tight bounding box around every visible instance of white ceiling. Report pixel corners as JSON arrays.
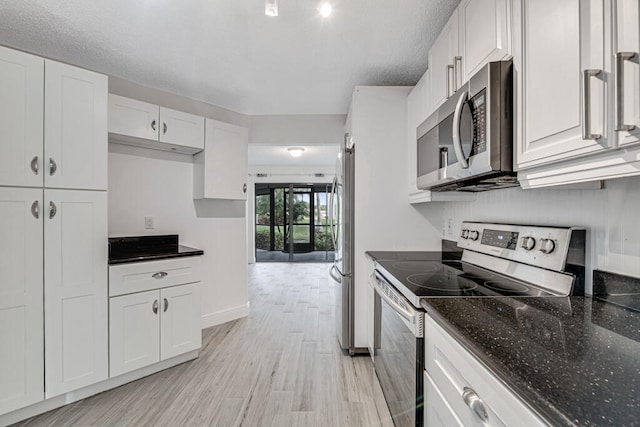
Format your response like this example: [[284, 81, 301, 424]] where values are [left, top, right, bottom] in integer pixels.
[[0, 0, 460, 116], [248, 144, 339, 166]]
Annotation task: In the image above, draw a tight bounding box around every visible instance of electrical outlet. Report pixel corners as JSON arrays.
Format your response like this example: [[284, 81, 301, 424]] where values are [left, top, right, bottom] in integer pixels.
[[145, 216, 154, 229]]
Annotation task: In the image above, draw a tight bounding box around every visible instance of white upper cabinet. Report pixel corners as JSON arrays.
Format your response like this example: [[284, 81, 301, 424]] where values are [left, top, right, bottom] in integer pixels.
[[44, 60, 108, 191], [613, 0, 640, 148], [108, 94, 204, 154], [193, 118, 248, 200], [514, 0, 610, 170], [427, 0, 511, 117], [407, 72, 428, 199], [0, 47, 44, 188], [458, 0, 511, 83], [0, 187, 44, 415], [44, 189, 108, 398], [429, 10, 459, 112]]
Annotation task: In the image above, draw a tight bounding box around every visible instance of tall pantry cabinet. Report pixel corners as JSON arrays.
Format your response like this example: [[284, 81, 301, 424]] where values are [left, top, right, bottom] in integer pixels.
[[0, 45, 108, 415]]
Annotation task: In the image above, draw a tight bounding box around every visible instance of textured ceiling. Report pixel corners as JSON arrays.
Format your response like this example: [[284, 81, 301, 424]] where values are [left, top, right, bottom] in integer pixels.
[[0, 0, 459, 115]]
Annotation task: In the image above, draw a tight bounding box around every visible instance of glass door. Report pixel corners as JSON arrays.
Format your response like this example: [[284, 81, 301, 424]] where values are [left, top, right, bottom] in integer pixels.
[[254, 183, 334, 263]]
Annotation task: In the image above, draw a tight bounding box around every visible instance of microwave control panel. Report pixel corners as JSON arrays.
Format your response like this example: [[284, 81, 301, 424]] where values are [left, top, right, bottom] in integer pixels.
[[470, 90, 486, 156]]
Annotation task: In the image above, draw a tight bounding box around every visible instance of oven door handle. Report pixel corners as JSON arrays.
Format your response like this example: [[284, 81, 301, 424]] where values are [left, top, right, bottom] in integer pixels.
[[374, 271, 417, 323], [452, 90, 469, 169]]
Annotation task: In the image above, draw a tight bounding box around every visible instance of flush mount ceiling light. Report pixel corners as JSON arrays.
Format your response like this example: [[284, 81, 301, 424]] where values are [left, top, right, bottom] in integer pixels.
[[287, 147, 305, 157], [319, 2, 332, 18], [265, 0, 278, 16]]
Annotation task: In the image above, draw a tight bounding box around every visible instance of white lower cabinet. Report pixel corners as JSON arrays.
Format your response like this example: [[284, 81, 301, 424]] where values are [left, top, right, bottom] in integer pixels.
[[424, 315, 546, 427], [0, 188, 44, 414], [109, 258, 202, 378], [44, 190, 108, 398]]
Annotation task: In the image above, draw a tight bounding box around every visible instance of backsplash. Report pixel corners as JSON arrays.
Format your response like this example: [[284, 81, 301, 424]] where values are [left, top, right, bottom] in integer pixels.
[[439, 175, 640, 294]]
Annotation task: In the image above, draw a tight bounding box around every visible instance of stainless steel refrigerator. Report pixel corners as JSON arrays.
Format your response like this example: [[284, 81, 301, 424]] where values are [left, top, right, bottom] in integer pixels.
[[329, 133, 356, 354]]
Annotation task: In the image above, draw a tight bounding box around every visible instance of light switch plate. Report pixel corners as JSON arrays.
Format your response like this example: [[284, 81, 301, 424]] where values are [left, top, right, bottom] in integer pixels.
[[145, 216, 154, 229]]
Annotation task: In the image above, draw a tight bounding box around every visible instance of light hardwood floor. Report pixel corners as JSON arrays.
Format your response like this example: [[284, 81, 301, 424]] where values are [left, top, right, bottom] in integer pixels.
[[16, 263, 393, 427]]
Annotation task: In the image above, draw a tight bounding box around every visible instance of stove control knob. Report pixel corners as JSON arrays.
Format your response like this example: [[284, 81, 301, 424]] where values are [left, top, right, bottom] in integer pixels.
[[469, 230, 480, 241], [539, 238, 556, 254], [461, 229, 469, 239], [521, 236, 536, 251]]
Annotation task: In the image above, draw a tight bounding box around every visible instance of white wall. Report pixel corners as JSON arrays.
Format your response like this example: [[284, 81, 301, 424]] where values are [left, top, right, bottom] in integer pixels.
[[436, 176, 640, 293], [108, 144, 249, 328]]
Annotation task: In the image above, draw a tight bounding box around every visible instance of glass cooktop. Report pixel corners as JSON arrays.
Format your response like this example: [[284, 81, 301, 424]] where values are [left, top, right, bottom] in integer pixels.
[[376, 259, 560, 299]]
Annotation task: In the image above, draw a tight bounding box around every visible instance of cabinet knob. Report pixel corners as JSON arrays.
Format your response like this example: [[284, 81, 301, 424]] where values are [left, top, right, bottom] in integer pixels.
[[462, 387, 489, 423], [152, 271, 168, 279], [151, 120, 157, 131], [31, 200, 40, 219], [152, 299, 159, 314], [163, 298, 169, 312], [163, 122, 168, 135], [30, 156, 39, 175], [49, 158, 57, 176], [243, 183, 247, 193], [48, 201, 57, 219]]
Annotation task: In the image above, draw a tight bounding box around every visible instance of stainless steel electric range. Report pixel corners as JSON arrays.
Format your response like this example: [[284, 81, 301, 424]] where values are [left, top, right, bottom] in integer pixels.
[[372, 222, 586, 427]]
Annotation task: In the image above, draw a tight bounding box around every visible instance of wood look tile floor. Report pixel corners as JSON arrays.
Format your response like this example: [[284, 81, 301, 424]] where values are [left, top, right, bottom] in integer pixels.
[[16, 263, 393, 427]]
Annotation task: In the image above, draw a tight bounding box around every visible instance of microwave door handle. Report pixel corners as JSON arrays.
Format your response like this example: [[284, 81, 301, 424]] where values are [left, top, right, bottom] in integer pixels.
[[452, 90, 469, 169]]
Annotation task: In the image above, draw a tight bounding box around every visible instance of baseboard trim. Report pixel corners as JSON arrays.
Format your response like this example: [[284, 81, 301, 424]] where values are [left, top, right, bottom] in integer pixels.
[[0, 351, 198, 427], [201, 302, 250, 329]]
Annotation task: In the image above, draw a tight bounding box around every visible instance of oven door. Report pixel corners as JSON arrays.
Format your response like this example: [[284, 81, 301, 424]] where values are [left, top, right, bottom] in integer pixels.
[[373, 271, 424, 427]]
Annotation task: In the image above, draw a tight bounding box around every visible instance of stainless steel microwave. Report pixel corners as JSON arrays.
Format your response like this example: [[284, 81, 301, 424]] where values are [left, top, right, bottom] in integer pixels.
[[416, 60, 517, 192]]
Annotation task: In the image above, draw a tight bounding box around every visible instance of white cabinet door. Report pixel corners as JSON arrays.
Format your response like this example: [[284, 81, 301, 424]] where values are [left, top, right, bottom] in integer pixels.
[[193, 118, 249, 200], [424, 371, 462, 427], [160, 283, 202, 360], [459, 0, 511, 83], [44, 189, 108, 397], [108, 94, 159, 141], [109, 290, 161, 377], [429, 10, 459, 111], [515, 0, 610, 169], [0, 47, 44, 188], [613, 0, 640, 147], [0, 188, 43, 415], [159, 107, 205, 150], [44, 60, 107, 191]]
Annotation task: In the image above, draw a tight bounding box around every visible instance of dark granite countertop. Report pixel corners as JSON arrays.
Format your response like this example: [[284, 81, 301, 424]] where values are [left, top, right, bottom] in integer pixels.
[[109, 245, 203, 265], [421, 296, 640, 426]]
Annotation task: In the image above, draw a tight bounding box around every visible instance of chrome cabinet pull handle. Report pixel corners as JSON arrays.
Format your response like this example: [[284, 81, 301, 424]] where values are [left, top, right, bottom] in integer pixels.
[[615, 51, 638, 132], [151, 119, 157, 131], [152, 271, 168, 279], [462, 387, 489, 423], [162, 122, 167, 135], [48, 201, 57, 219], [163, 298, 168, 312], [452, 90, 470, 169], [49, 158, 57, 176], [582, 69, 602, 140], [453, 56, 462, 92], [31, 200, 40, 219], [30, 156, 39, 175], [152, 299, 159, 314], [243, 183, 247, 193], [446, 64, 454, 98]]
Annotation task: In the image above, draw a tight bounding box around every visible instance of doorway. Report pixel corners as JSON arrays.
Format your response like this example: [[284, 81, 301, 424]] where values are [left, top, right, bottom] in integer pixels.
[[255, 183, 335, 262]]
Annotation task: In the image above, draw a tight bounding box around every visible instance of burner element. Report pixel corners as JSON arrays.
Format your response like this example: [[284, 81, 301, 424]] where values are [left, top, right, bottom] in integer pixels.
[[390, 262, 441, 272], [407, 273, 479, 293]]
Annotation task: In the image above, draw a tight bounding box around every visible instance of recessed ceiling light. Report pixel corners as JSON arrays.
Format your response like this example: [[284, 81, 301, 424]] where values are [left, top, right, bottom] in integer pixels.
[[287, 147, 305, 157], [265, 0, 278, 16], [319, 2, 332, 18]]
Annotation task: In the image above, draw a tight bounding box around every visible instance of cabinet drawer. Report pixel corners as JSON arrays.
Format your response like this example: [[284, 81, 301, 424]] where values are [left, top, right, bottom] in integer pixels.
[[109, 257, 201, 297], [425, 316, 546, 426]]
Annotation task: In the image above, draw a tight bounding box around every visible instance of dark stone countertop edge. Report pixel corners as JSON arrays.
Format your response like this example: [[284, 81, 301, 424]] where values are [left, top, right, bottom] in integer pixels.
[[420, 298, 571, 426], [108, 245, 204, 265]]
